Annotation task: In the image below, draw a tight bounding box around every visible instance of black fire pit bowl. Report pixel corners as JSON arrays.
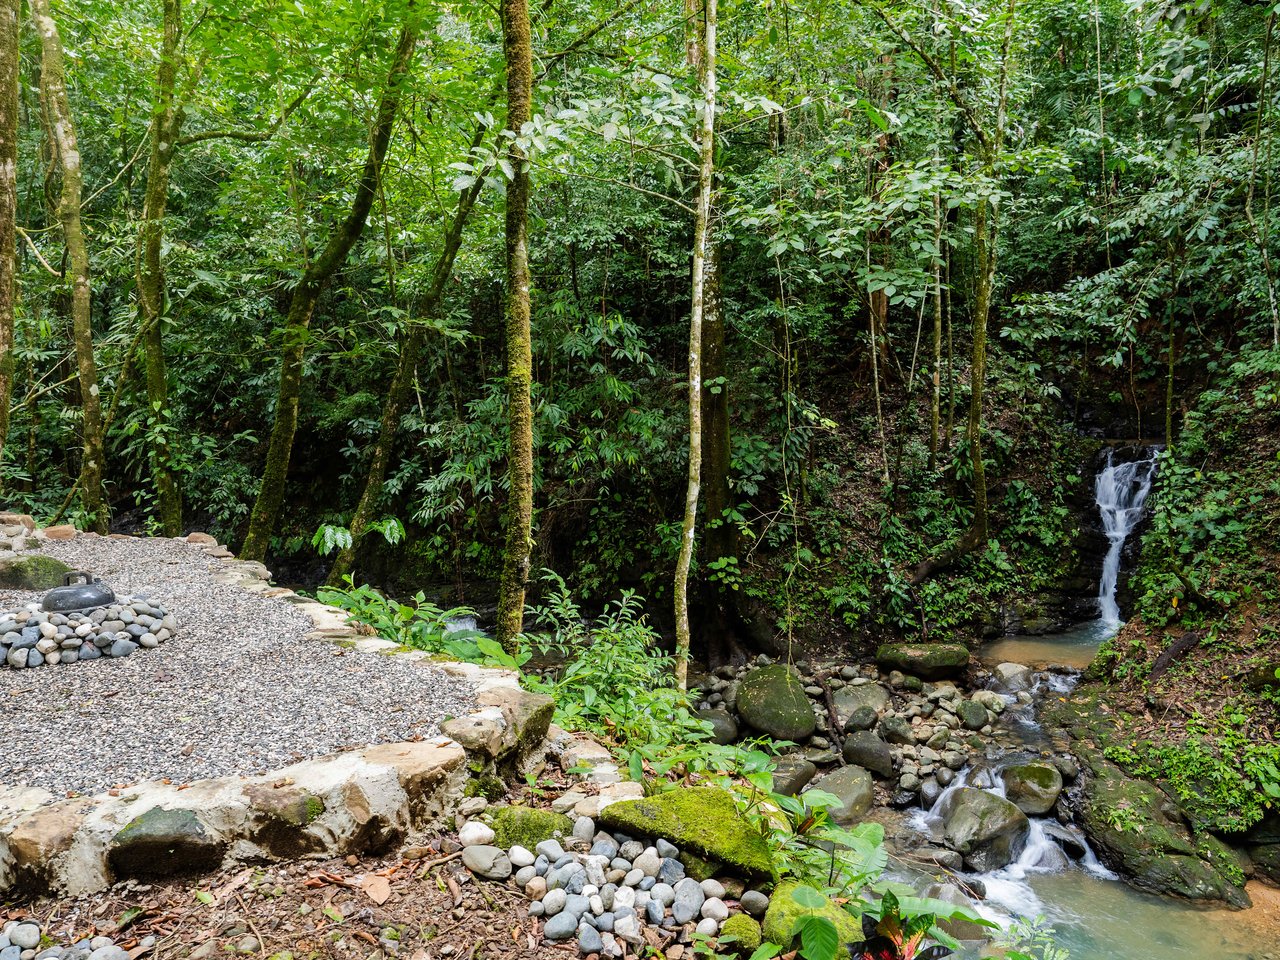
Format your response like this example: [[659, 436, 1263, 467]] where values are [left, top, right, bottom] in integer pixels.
[[42, 571, 117, 613]]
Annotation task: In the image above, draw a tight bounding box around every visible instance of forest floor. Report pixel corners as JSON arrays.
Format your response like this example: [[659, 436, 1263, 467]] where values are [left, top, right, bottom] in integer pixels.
[[10, 840, 567, 960]]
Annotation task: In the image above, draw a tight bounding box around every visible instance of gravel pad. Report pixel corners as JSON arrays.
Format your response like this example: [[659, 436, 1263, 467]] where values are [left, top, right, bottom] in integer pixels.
[[0, 536, 476, 798]]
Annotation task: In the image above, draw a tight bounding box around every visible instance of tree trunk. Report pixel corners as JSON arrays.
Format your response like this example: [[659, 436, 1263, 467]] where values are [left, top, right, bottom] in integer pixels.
[[240, 20, 418, 563], [967, 197, 992, 544], [136, 0, 183, 536], [326, 172, 485, 586], [33, 0, 107, 533], [0, 0, 17, 482], [674, 0, 717, 691], [494, 0, 535, 652], [929, 191, 943, 472]]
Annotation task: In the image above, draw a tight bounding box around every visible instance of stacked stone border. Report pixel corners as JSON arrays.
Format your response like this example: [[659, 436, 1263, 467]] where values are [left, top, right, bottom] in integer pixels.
[[0, 529, 559, 901]]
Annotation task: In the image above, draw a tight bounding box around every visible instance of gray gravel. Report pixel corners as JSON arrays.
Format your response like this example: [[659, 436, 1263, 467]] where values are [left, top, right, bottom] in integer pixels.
[[0, 535, 477, 799]]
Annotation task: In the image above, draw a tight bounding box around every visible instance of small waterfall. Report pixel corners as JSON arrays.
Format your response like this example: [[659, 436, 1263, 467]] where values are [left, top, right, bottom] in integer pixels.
[[1095, 449, 1159, 627]]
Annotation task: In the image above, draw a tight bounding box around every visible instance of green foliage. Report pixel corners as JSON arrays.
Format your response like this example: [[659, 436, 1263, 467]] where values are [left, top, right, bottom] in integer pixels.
[[316, 577, 489, 660]]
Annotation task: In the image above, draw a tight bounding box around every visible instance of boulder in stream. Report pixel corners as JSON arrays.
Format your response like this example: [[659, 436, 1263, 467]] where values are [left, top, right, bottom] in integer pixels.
[[939, 787, 1030, 871], [875, 643, 970, 680], [1001, 761, 1064, 815], [735, 665, 817, 742]]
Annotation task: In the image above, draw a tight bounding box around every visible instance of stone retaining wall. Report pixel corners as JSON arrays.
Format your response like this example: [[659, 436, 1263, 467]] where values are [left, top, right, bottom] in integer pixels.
[[0, 528, 554, 901]]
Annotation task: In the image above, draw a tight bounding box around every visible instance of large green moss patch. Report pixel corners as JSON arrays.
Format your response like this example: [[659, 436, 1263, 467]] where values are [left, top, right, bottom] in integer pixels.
[[598, 786, 775, 878]]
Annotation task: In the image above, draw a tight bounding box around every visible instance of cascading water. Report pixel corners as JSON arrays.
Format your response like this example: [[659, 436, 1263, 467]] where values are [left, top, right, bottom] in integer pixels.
[[1094, 449, 1159, 627]]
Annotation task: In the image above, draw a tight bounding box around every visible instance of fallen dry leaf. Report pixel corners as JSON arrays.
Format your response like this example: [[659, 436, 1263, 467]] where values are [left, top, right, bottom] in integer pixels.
[[360, 874, 391, 905]]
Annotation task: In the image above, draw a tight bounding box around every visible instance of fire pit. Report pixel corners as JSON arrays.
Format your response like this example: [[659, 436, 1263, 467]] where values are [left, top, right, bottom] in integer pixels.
[[1, 572, 178, 669]]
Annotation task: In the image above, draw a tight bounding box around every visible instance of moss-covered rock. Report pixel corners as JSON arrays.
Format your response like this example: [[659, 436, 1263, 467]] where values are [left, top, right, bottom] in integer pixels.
[[736, 665, 817, 741], [678, 848, 724, 882], [875, 643, 970, 680], [489, 806, 572, 850], [719, 914, 763, 956], [0, 555, 73, 590], [598, 785, 775, 878], [1044, 691, 1251, 907], [762, 880, 861, 947], [1000, 762, 1063, 815]]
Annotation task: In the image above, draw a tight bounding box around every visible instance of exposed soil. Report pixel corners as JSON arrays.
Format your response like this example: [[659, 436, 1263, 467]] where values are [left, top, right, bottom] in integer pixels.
[[5, 838, 567, 960]]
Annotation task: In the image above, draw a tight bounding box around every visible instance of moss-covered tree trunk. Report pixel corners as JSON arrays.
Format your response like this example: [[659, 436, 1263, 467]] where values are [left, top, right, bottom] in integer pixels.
[[929, 191, 943, 472], [240, 20, 418, 563], [0, 0, 17, 484], [327, 172, 485, 586], [674, 0, 717, 690], [33, 0, 107, 533], [494, 0, 535, 652], [136, 0, 183, 536]]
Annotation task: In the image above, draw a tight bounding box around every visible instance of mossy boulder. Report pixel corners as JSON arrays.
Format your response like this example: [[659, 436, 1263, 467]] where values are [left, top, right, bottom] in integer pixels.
[[598, 785, 775, 878], [875, 643, 970, 680], [1001, 762, 1063, 815], [736, 665, 816, 741], [719, 914, 763, 956], [489, 806, 572, 850], [939, 788, 1029, 871], [0, 555, 73, 590], [108, 807, 227, 877], [762, 880, 861, 947]]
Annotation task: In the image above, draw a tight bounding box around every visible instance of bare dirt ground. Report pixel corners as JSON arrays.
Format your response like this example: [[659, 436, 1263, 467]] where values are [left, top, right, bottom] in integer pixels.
[[6, 836, 568, 960]]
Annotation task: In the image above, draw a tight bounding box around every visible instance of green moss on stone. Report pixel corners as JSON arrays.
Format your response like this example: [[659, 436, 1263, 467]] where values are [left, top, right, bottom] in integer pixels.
[[874, 642, 970, 680], [735, 665, 817, 741], [678, 849, 723, 882], [0, 555, 73, 590], [719, 914, 762, 956], [464, 774, 507, 801], [599, 786, 775, 878], [304, 796, 326, 824], [490, 806, 573, 850], [762, 880, 862, 947]]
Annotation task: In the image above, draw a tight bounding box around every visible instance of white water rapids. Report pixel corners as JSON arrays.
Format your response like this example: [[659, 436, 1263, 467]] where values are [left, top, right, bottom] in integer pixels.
[[1095, 449, 1159, 626]]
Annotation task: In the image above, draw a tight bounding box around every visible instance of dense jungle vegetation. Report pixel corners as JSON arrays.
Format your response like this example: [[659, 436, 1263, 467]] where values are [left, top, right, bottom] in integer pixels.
[[2, 0, 1276, 654]]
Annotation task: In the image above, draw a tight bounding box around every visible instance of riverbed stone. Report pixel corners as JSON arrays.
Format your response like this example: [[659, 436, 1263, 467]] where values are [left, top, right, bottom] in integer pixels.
[[735, 665, 817, 741], [805, 766, 873, 825], [832, 683, 889, 721], [955, 700, 988, 731], [840, 730, 894, 778], [0, 556, 72, 590], [770, 755, 817, 796], [1001, 762, 1064, 815], [939, 788, 1029, 871], [992, 662, 1032, 692], [697, 709, 739, 745], [462, 844, 512, 880]]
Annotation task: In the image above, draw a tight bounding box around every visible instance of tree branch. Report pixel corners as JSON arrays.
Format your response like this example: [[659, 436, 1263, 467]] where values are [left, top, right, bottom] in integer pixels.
[[177, 80, 315, 147]]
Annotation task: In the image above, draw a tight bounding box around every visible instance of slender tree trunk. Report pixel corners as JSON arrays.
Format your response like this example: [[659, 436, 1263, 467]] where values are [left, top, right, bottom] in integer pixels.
[[136, 0, 183, 536], [327, 173, 484, 586], [240, 20, 418, 563], [674, 0, 717, 691], [967, 198, 993, 544], [929, 191, 943, 472], [0, 0, 17, 482], [494, 0, 535, 652], [33, 0, 107, 533]]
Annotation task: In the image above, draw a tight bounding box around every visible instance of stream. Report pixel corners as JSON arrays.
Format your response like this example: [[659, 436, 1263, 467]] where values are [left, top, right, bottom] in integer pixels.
[[921, 448, 1280, 959]]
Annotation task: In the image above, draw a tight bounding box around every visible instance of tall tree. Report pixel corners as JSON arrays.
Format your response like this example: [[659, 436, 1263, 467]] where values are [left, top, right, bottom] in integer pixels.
[[494, 0, 535, 651], [32, 0, 108, 532], [136, 0, 184, 537], [674, 0, 717, 690], [0, 0, 16, 480], [240, 16, 419, 563]]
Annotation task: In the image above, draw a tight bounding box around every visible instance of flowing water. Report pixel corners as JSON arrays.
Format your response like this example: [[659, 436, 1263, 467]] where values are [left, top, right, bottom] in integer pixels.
[[1094, 448, 1159, 626], [922, 448, 1280, 956]]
